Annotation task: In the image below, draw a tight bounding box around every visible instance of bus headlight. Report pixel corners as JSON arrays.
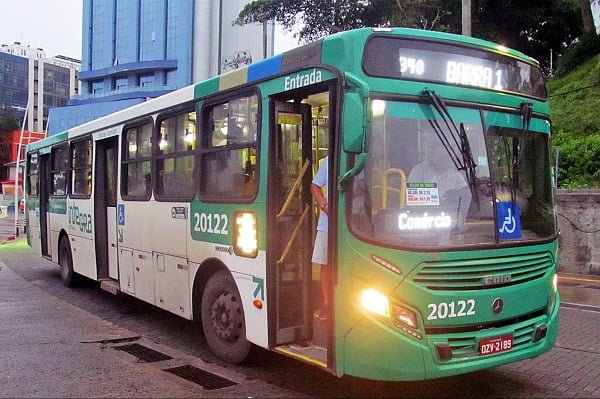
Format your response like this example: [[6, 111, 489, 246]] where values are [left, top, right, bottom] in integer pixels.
[[393, 305, 418, 329], [233, 212, 258, 258], [360, 289, 390, 317], [548, 272, 558, 314]]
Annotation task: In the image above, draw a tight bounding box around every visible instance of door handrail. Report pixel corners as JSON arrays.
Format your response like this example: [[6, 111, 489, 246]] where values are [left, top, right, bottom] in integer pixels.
[[277, 158, 310, 219], [277, 204, 309, 265]]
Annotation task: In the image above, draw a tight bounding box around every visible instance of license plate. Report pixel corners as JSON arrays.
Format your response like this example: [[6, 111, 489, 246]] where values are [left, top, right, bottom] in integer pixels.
[[479, 334, 513, 355]]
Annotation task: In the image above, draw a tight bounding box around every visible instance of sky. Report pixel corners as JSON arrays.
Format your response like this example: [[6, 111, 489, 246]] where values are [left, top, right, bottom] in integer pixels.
[[0, 0, 83, 59], [0, 0, 299, 61]]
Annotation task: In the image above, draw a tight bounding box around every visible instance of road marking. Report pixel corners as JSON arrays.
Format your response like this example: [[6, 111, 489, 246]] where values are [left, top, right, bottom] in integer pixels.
[[559, 275, 600, 284], [561, 302, 600, 313]]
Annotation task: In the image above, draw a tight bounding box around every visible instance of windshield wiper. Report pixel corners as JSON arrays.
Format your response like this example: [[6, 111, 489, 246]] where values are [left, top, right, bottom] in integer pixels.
[[499, 128, 517, 205], [422, 89, 479, 202]]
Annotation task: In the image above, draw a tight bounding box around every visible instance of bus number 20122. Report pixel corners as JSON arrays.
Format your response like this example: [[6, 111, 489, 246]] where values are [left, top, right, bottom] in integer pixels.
[[193, 213, 229, 235], [427, 300, 475, 320]]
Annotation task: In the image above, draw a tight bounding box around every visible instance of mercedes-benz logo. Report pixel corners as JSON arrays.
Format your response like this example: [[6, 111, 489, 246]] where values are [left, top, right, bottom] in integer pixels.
[[492, 298, 504, 315]]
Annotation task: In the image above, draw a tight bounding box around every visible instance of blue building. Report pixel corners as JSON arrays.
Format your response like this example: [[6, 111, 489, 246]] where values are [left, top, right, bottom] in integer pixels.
[[1, 43, 79, 132], [0, 51, 29, 123], [49, 0, 274, 134]]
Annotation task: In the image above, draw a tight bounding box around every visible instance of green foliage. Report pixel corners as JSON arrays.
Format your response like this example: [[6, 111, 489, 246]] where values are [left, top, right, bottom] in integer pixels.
[[469, 0, 582, 73], [553, 132, 600, 188], [0, 110, 19, 132], [235, 0, 455, 44], [548, 55, 600, 188], [236, 0, 582, 72], [0, 110, 19, 180], [555, 33, 600, 77], [548, 54, 600, 136]]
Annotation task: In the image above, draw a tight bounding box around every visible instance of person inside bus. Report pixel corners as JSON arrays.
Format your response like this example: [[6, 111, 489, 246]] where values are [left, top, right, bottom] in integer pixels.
[[408, 143, 472, 231], [311, 156, 330, 320]]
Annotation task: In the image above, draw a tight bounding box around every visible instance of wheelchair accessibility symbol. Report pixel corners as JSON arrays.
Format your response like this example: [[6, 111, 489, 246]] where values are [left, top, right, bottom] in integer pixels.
[[497, 202, 521, 239], [118, 204, 125, 226]]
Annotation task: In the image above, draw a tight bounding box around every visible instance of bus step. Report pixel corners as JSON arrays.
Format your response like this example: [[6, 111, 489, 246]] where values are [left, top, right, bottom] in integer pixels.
[[100, 279, 120, 295]]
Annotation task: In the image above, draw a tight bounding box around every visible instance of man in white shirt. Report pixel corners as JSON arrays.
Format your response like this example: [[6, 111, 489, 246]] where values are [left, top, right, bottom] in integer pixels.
[[311, 156, 330, 319]]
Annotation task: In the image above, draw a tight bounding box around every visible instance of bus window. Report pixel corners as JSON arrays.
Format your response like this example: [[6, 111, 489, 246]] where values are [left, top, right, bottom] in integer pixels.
[[156, 110, 196, 199], [71, 139, 93, 198], [51, 144, 69, 197], [122, 122, 152, 199], [27, 152, 39, 196], [201, 94, 258, 200]]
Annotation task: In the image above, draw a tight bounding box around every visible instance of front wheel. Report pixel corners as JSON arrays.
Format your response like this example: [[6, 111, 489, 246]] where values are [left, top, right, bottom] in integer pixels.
[[201, 271, 252, 364]]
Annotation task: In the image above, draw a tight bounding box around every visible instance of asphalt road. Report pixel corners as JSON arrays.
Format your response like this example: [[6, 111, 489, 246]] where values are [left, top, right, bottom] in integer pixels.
[[1, 239, 600, 398]]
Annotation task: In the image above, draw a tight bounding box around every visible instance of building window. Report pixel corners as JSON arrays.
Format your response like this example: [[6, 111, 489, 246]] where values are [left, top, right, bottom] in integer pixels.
[[92, 79, 104, 94], [26, 152, 39, 196], [156, 110, 196, 199], [51, 144, 69, 196], [201, 94, 258, 200], [114, 76, 128, 91], [71, 139, 93, 198], [138, 73, 154, 88], [122, 122, 152, 199]]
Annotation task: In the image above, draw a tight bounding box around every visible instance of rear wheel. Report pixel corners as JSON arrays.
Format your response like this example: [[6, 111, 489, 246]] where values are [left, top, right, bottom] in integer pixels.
[[201, 271, 252, 364], [59, 237, 78, 287]]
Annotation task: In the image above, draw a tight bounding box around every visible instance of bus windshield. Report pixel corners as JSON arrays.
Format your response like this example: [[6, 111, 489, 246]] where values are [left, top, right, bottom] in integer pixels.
[[348, 99, 556, 249]]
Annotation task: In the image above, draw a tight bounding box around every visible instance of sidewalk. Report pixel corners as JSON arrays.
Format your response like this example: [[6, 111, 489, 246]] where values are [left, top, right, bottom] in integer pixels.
[[0, 208, 22, 244], [557, 272, 600, 310], [0, 257, 206, 397]]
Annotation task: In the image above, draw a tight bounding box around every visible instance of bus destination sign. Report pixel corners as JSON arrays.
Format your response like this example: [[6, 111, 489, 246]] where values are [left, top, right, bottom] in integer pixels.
[[364, 36, 547, 98]]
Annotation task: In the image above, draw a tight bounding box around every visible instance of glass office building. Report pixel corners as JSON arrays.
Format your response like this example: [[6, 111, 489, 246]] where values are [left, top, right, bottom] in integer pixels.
[[49, 0, 274, 134]]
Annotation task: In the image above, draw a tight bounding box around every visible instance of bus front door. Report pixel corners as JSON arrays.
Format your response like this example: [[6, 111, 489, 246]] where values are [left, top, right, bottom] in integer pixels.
[[94, 137, 118, 280], [270, 101, 313, 345], [39, 154, 51, 257]]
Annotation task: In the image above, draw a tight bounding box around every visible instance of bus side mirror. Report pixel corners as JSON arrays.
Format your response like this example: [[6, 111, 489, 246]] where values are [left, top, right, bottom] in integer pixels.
[[343, 73, 370, 154]]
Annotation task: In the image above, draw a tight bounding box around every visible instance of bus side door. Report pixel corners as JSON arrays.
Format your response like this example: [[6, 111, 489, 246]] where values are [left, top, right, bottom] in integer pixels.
[[270, 100, 313, 345]]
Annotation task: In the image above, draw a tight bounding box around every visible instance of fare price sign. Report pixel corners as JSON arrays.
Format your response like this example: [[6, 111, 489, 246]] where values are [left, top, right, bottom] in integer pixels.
[[364, 37, 546, 98]]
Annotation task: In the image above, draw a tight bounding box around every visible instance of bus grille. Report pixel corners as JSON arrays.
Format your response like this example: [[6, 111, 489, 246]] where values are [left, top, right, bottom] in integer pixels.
[[412, 251, 553, 291], [432, 311, 545, 361]]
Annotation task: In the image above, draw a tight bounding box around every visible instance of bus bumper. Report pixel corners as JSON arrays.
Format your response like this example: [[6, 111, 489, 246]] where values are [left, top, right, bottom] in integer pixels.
[[342, 292, 559, 381]]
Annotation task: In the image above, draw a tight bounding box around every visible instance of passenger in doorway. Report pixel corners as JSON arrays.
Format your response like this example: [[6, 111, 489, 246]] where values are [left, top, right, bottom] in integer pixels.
[[311, 156, 330, 320]]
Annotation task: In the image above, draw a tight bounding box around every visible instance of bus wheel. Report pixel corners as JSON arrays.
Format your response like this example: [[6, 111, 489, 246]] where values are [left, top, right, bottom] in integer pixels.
[[59, 237, 78, 288], [201, 271, 251, 364]]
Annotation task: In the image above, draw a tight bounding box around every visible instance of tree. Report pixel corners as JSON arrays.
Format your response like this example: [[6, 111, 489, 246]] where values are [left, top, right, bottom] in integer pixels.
[[235, 0, 454, 44], [236, 0, 582, 72], [581, 0, 595, 33], [470, 0, 582, 72], [0, 110, 19, 181]]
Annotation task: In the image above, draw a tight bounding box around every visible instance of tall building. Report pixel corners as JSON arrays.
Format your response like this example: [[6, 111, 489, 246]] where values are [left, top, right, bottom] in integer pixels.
[[0, 42, 80, 132], [49, 0, 275, 134]]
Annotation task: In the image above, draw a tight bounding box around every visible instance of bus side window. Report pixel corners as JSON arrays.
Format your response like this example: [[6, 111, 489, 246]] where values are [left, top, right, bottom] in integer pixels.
[[50, 144, 69, 197], [155, 110, 196, 200], [122, 122, 153, 199], [201, 94, 258, 201], [71, 138, 93, 198]]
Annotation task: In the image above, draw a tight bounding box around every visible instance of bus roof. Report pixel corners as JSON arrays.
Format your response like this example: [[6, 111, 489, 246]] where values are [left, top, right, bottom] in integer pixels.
[[28, 27, 539, 152]]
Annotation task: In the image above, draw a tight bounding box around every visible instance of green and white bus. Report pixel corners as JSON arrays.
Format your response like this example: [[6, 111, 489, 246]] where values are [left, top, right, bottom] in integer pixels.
[[25, 28, 559, 381]]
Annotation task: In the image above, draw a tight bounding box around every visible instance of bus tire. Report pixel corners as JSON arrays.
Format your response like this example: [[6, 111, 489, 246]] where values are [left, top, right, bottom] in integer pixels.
[[59, 237, 78, 288], [201, 270, 252, 364]]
